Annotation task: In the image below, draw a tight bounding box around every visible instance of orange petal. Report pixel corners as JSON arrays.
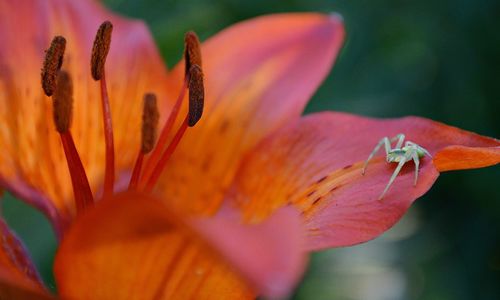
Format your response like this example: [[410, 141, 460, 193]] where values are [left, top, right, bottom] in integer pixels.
[[434, 145, 500, 171], [155, 13, 345, 214], [54, 192, 306, 299], [0, 0, 170, 225], [0, 219, 53, 299], [227, 112, 500, 251]]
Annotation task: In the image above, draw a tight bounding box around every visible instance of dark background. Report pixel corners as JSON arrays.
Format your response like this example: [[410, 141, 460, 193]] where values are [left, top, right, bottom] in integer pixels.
[[4, 0, 499, 299]]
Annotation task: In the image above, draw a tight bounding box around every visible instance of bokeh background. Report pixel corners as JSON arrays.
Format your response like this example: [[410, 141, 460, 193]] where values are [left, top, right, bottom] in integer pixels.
[[3, 0, 499, 299]]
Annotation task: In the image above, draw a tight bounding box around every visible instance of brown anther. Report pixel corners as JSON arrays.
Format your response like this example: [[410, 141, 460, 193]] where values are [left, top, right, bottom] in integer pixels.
[[52, 71, 73, 133], [184, 31, 202, 77], [91, 21, 113, 80], [41, 36, 66, 96], [141, 93, 160, 154], [188, 64, 204, 127]]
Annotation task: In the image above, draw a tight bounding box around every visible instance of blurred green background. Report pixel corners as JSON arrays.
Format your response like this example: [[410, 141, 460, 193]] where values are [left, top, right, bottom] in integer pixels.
[[3, 0, 499, 299]]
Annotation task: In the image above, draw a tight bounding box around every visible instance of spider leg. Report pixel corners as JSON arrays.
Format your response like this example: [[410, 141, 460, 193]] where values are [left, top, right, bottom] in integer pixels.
[[362, 137, 392, 175], [406, 141, 432, 157], [378, 152, 412, 200], [410, 148, 420, 186], [421, 147, 432, 158], [392, 133, 405, 149]]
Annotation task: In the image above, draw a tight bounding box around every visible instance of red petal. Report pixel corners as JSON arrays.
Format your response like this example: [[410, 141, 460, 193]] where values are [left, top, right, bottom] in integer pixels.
[[54, 192, 306, 299], [228, 112, 500, 250], [155, 13, 345, 214]]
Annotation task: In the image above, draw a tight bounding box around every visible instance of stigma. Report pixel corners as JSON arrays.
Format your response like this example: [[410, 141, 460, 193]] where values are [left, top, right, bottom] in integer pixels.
[[40, 21, 204, 217]]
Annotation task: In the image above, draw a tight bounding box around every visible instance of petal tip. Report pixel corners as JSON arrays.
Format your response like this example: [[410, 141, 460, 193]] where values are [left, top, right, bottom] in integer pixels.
[[434, 145, 500, 172]]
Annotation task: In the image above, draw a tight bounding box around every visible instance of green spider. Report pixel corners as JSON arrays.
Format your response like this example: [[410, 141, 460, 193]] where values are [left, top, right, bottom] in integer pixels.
[[361, 134, 432, 200]]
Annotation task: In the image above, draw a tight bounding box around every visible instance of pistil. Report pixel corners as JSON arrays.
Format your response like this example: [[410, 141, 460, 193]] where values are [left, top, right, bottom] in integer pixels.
[[91, 21, 115, 197]]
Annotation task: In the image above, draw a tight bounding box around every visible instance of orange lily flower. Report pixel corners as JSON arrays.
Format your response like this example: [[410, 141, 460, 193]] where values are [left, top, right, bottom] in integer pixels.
[[0, 0, 499, 299]]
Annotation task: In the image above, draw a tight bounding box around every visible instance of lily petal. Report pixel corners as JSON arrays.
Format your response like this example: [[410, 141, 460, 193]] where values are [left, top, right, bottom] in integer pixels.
[[194, 206, 306, 298], [54, 192, 306, 299], [156, 13, 345, 214], [227, 112, 500, 251], [0, 0, 169, 225], [434, 145, 500, 171], [0, 219, 52, 299]]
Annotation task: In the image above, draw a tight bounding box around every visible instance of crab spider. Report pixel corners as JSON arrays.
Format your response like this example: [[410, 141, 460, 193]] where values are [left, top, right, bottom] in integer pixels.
[[361, 134, 432, 200]]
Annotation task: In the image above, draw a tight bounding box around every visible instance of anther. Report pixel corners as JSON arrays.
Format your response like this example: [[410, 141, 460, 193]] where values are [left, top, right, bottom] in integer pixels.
[[139, 82, 186, 182], [41, 36, 66, 96], [184, 31, 202, 77], [188, 64, 204, 127], [141, 93, 160, 154], [129, 93, 159, 190], [91, 21, 113, 81], [52, 71, 73, 133]]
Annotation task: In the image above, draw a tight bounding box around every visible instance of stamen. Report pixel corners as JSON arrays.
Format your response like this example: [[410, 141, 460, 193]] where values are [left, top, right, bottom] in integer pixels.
[[143, 116, 189, 193], [53, 71, 94, 213], [128, 154, 144, 191], [140, 79, 186, 180], [91, 21, 115, 197], [129, 93, 159, 190], [184, 31, 202, 78], [141, 93, 160, 154], [98, 73, 115, 196], [140, 56, 205, 190], [60, 132, 94, 213], [91, 21, 113, 81], [141, 31, 201, 177], [41, 36, 66, 96], [140, 31, 203, 181], [52, 71, 73, 133], [188, 64, 204, 127]]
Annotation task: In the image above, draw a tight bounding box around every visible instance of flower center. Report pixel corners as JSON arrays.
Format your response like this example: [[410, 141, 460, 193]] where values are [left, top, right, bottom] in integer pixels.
[[40, 21, 204, 216]]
